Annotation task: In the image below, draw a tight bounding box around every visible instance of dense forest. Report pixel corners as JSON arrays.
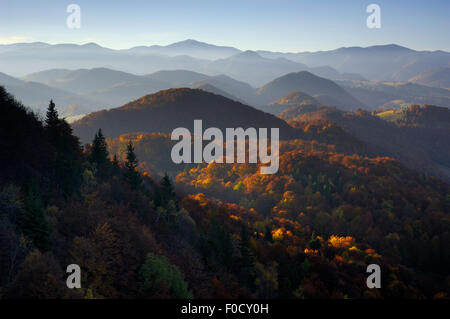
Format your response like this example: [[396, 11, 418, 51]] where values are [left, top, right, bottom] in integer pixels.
[[0, 86, 449, 299]]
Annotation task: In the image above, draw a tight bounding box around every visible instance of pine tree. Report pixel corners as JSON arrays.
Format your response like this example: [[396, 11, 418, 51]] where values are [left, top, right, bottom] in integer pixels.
[[156, 173, 177, 208], [239, 224, 255, 286], [125, 141, 141, 189], [90, 129, 109, 165], [44, 100, 82, 197], [45, 100, 59, 129]]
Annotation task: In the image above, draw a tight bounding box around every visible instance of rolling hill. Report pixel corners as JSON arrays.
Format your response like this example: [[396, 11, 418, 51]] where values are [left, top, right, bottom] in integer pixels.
[[280, 105, 450, 178], [256, 71, 365, 110], [409, 67, 450, 89], [72, 88, 298, 144]]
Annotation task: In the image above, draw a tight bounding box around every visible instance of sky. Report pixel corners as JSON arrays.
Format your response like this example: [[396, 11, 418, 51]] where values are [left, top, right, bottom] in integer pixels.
[[0, 0, 449, 52]]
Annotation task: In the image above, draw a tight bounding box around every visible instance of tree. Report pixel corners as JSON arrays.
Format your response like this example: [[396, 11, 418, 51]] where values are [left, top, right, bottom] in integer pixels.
[[125, 141, 141, 189], [90, 129, 109, 166], [45, 100, 59, 131], [155, 173, 177, 208], [238, 225, 255, 287], [140, 253, 192, 298], [207, 214, 233, 269], [5, 250, 69, 299], [44, 100, 82, 197]]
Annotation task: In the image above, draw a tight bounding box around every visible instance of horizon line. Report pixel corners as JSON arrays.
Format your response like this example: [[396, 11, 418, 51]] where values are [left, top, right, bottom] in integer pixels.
[[1, 39, 449, 54]]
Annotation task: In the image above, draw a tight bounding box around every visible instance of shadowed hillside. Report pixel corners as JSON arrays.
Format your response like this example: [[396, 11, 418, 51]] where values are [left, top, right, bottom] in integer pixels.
[[72, 88, 298, 144]]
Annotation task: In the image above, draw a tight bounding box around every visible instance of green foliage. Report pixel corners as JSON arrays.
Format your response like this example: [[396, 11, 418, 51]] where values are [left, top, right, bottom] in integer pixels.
[[140, 253, 192, 299]]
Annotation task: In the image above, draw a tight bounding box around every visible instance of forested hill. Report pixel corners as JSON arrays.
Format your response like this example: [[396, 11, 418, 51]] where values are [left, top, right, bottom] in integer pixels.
[[0, 86, 449, 299], [72, 88, 297, 144]]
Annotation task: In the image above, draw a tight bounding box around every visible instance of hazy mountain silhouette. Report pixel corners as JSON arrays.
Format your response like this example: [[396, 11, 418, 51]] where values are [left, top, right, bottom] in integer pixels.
[[284, 44, 450, 81], [196, 84, 242, 102], [207, 51, 308, 86], [126, 39, 241, 60], [25, 67, 159, 94], [337, 79, 450, 109], [256, 71, 365, 110], [0, 71, 98, 116], [72, 88, 297, 143], [145, 69, 210, 85], [409, 67, 450, 89], [4, 40, 449, 87]]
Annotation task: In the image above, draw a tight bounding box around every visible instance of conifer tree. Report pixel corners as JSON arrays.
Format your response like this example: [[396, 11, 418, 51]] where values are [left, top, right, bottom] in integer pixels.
[[239, 225, 255, 286], [90, 129, 109, 165], [157, 173, 177, 207], [45, 100, 59, 129], [125, 141, 141, 189], [44, 100, 82, 197]]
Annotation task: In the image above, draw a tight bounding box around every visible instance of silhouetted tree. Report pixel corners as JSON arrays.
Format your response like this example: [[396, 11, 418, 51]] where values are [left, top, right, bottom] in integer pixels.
[[125, 141, 141, 189], [90, 129, 109, 165], [44, 100, 82, 197], [45, 100, 59, 131], [155, 173, 177, 208]]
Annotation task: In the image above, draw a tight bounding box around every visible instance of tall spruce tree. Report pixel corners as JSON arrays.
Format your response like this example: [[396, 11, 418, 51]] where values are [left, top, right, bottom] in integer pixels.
[[125, 141, 141, 189], [45, 100, 59, 129], [156, 173, 177, 208], [44, 100, 82, 197], [90, 129, 109, 165]]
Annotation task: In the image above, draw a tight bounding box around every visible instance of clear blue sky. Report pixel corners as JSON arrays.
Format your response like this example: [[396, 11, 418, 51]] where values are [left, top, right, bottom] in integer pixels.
[[1, 0, 449, 52]]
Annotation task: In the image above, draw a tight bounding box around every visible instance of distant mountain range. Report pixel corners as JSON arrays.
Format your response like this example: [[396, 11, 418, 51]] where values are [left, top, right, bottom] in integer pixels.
[[3, 40, 449, 86], [2, 65, 450, 118], [18, 68, 369, 112], [259, 44, 450, 82]]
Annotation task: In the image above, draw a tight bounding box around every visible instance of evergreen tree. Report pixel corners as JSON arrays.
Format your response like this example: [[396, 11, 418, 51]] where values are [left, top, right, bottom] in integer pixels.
[[206, 214, 234, 269], [45, 100, 59, 129], [44, 100, 82, 197], [156, 173, 177, 208], [238, 224, 255, 286], [125, 141, 141, 189], [90, 129, 109, 165]]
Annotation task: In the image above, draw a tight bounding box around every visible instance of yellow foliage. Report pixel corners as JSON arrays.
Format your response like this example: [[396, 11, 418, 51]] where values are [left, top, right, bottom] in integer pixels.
[[304, 248, 318, 255], [272, 228, 284, 241], [329, 235, 355, 249]]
